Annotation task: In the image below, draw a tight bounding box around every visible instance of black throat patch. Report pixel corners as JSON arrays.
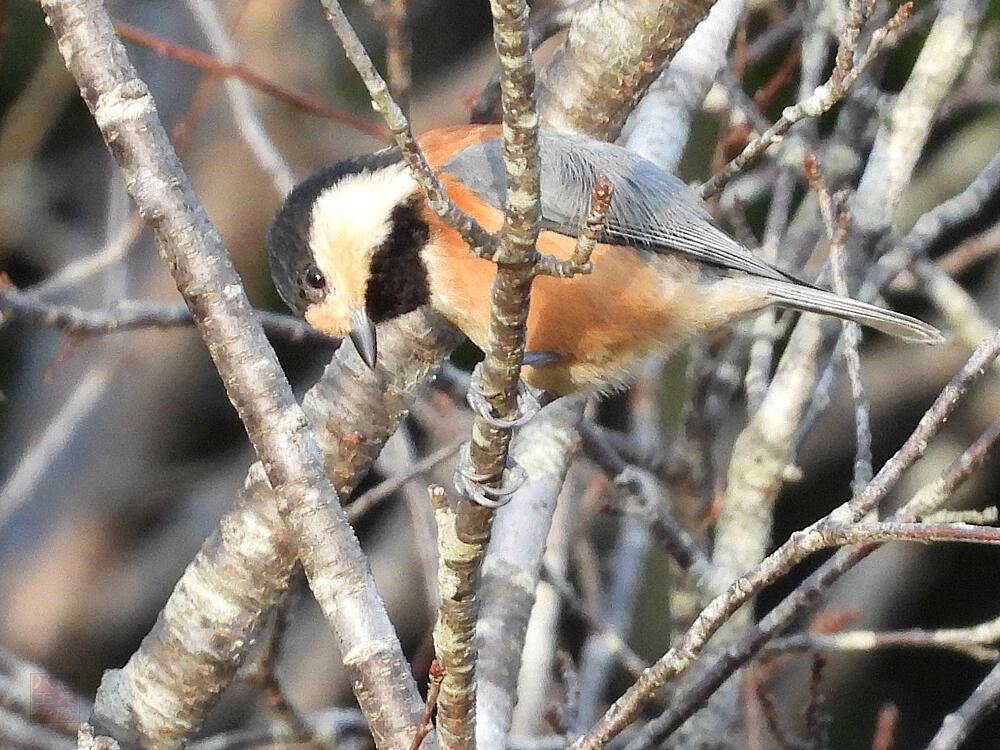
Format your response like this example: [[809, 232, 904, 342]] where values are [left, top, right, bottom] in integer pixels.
[[365, 196, 431, 323]]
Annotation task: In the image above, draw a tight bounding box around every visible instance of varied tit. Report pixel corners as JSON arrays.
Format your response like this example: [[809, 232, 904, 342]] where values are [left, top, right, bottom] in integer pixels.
[[267, 125, 942, 396]]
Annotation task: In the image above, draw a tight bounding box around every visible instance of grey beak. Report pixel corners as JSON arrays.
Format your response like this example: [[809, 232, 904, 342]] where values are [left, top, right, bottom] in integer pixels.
[[350, 308, 378, 368]]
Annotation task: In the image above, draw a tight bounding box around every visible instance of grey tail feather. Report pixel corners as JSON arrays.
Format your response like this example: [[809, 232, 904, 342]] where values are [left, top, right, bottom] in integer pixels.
[[760, 279, 944, 344]]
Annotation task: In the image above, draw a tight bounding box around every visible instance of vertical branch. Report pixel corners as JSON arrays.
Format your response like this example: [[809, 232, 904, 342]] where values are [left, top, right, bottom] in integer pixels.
[[436, 4, 540, 750], [476, 396, 587, 750], [466, 0, 542, 487], [804, 154, 873, 493], [432, 485, 486, 750]]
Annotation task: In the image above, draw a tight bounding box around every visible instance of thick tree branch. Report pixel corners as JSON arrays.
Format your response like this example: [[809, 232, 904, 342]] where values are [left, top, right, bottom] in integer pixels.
[[90, 309, 460, 748], [39, 1, 437, 747], [536, 0, 718, 140]]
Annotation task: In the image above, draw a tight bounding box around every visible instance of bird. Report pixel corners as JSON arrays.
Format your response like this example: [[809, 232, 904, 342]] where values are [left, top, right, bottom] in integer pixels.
[[267, 125, 942, 397]]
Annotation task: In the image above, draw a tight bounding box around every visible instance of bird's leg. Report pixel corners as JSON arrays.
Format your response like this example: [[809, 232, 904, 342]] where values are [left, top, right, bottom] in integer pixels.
[[452, 441, 527, 508], [465, 361, 543, 428], [450, 362, 549, 506]]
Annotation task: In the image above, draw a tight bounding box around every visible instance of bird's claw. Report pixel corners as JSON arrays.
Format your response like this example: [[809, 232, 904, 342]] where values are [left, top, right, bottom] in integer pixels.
[[452, 442, 527, 508], [466, 363, 543, 429]]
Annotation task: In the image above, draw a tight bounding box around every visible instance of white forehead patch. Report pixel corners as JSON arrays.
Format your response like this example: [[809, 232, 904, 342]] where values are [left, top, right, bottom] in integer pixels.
[[307, 161, 418, 273]]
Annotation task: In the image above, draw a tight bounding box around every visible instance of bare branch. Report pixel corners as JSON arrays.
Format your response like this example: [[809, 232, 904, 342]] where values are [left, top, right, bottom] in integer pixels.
[[699, 2, 913, 199], [39, 3, 448, 745], [366, 0, 412, 112], [347, 438, 465, 524], [537, 0, 718, 140], [410, 661, 446, 750], [626, 338, 1000, 750], [854, 0, 990, 230], [923, 658, 1000, 750], [112, 19, 387, 140], [803, 155, 872, 493], [768, 614, 1000, 662], [575, 331, 1000, 750], [476, 396, 586, 750], [0, 287, 333, 345], [90, 309, 460, 748]]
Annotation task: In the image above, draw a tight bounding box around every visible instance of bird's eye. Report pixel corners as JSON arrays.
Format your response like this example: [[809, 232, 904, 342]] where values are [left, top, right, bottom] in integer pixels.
[[298, 265, 329, 304], [304, 266, 326, 289]]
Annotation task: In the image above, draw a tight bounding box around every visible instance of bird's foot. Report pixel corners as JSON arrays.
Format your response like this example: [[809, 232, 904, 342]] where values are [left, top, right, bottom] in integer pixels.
[[465, 362, 543, 429], [452, 442, 527, 508]]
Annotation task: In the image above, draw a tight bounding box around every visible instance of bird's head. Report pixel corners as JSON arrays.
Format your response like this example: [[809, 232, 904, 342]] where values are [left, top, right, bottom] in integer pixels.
[[266, 150, 432, 366]]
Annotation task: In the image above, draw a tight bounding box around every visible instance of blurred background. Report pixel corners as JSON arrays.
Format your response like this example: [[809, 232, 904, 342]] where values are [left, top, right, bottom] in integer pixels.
[[1, 0, 999, 747]]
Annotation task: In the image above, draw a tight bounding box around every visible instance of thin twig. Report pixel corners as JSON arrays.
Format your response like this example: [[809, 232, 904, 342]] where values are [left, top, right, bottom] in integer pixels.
[[318, 0, 495, 256], [534, 175, 614, 278], [540, 564, 651, 680], [913, 259, 994, 357], [754, 682, 807, 750], [923, 658, 1000, 750], [367, 0, 412, 112], [576, 332, 1000, 750], [346, 438, 465, 524], [864, 149, 1000, 295], [767, 613, 1000, 662], [624, 335, 1000, 750], [699, 2, 912, 199], [409, 660, 445, 750], [28, 213, 145, 298], [870, 703, 900, 750], [0, 360, 117, 530], [803, 154, 872, 493], [112, 19, 387, 139], [578, 423, 717, 588], [0, 287, 335, 345], [248, 597, 318, 746]]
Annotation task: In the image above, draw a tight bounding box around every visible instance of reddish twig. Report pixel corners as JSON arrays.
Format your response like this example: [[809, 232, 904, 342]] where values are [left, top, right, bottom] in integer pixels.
[[699, 1, 913, 198], [753, 45, 802, 112], [535, 174, 615, 278], [804, 153, 873, 494], [409, 660, 446, 750], [804, 653, 829, 746], [871, 703, 900, 750], [113, 19, 387, 139]]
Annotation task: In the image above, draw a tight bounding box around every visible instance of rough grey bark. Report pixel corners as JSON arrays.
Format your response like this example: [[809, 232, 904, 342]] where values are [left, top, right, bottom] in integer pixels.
[[537, 0, 718, 140], [39, 1, 451, 747]]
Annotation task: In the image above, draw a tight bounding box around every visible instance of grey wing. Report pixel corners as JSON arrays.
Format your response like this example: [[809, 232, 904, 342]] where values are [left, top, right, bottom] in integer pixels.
[[443, 131, 796, 284]]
